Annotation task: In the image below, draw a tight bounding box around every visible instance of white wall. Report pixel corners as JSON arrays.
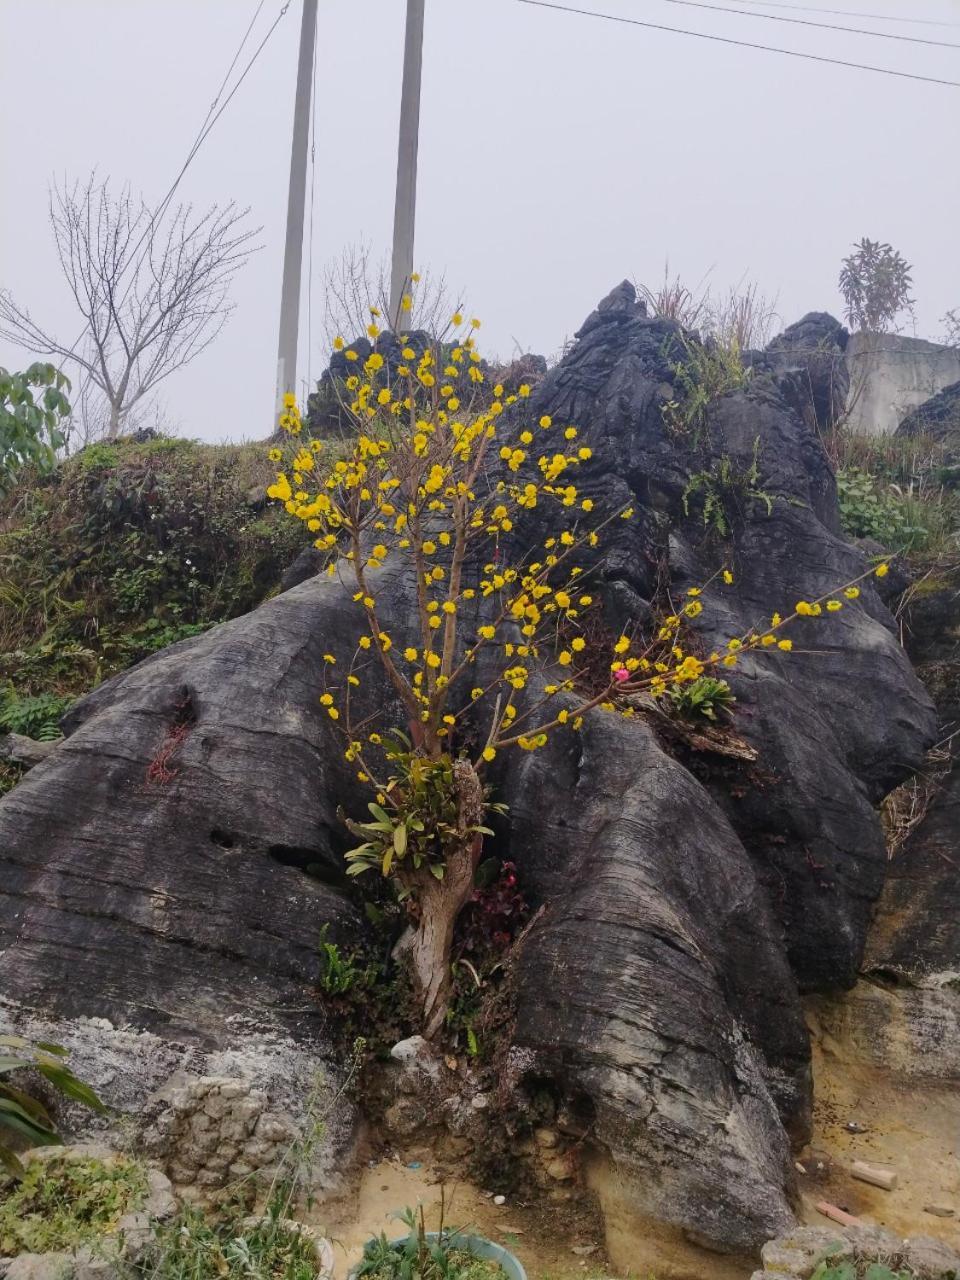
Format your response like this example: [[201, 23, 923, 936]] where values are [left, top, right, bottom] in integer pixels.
[[845, 333, 960, 436]]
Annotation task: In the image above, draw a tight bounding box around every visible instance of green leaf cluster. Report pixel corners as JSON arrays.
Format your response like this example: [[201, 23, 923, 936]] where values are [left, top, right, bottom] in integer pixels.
[[343, 735, 494, 885], [0, 364, 71, 496], [0, 1153, 146, 1256], [664, 675, 736, 722], [0, 1034, 104, 1176]]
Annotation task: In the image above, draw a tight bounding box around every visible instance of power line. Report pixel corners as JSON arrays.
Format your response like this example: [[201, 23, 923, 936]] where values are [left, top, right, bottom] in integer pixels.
[[656, 0, 960, 50], [709, 0, 960, 28], [517, 0, 960, 88], [55, 0, 291, 377]]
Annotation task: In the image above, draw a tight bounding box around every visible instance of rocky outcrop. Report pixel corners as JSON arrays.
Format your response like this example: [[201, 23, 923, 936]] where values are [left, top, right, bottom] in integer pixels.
[[760, 311, 850, 433], [0, 284, 937, 1271], [897, 377, 960, 449]]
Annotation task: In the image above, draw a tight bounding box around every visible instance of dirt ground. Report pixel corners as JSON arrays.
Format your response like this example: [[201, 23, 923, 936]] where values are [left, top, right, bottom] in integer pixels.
[[799, 998, 960, 1245], [317, 1145, 613, 1280]]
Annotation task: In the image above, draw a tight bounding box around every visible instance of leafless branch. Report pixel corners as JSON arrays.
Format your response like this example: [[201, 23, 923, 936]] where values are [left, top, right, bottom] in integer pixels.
[[0, 173, 259, 437]]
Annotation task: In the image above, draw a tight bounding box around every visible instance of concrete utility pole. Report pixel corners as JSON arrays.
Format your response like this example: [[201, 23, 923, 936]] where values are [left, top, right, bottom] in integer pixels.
[[389, 0, 426, 327], [275, 0, 319, 416]]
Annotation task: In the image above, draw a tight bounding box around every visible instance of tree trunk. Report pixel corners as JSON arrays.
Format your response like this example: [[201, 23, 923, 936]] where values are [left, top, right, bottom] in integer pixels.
[[107, 399, 122, 440], [405, 759, 485, 1038]]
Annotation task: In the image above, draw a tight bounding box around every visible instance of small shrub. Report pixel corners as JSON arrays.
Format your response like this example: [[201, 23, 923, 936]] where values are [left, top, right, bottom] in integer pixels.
[[317, 925, 378, 996], [664, 675, 735, 721], [0, 687, 72, 740], [0, 1154, 147, 1256], [146, 1202, 320, 1280], [682, 442, 773, 537], [835, 465, 954, 554], [661, 335, 750, 441], [839, 238, 913, 334], [355, 1205, 509, 1280]]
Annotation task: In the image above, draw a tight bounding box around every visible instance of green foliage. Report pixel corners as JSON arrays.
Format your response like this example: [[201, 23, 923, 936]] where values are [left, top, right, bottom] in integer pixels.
[[682, 441, 773, 537], [0, 1034, 104, 1176], [0, 435, 310, 798], [317, 925, 378, 996], [147, 1202, 320, 1280], [835, 465, 954, 553], [355, 1205, 508, 1280], [661, 334, 750, 441], [664, 675, 735, 721], [0, 1153, 146, 1255], [0, 364, 71, 496], [811, 1262, 912, 1280], [0, 687, 72, 740], [839, 238, 913, 333], [342, 735, 497, 886]]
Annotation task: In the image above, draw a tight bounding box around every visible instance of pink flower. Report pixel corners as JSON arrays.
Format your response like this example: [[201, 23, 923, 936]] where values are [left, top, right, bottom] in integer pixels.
[[614, 667, 630, 682]]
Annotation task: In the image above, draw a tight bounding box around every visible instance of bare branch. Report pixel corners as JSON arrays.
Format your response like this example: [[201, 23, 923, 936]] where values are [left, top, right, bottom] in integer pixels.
[[1, 174, 260, 437]]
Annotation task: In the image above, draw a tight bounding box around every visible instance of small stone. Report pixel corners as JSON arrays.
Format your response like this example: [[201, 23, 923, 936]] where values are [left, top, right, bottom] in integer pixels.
[[845, 1121, 868, 1134], [254, 1115, 293, 1144], [3, 1257, 75, 1280], [761, 1227, 851, 1277], [217, 1082, 248, 1100], [571, 1245, 596, 1257], [493, 1194, 506, 1206], [167, 1163, 197, 1185], [534, 1128, 559, 1149], [544, 1156, 573, 1181], [470, 1094, 489, 1110], [196, 1169, 226, 1188], [924, 1204, 955, 1218], [229, 1161, 254, 1178]]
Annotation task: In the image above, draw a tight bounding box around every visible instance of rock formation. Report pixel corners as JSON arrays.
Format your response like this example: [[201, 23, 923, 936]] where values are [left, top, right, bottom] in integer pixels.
[[0, 285, 938, 1273]]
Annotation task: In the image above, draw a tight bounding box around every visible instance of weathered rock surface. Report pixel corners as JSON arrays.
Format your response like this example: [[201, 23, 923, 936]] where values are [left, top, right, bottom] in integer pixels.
[[760, 311, 850, 433], [897, 377, 960, 447], [0, 283, 937, 1268]]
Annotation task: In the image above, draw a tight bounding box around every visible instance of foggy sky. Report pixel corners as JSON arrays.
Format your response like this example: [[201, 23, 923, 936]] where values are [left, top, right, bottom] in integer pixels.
[[2, 0, 958, 443]]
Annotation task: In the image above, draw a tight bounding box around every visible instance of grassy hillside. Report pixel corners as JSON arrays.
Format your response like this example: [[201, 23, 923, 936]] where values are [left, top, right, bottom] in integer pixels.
[[0, 433, 307, 791]]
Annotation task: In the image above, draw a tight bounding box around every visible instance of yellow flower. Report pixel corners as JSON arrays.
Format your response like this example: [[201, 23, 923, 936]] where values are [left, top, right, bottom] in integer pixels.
[[327, 706, 339, 720], [875, 563, 889, 577], [844, 586, 860, 600], [778, 639, 793, 652], [471, 687, 484, 700], [613, 636, 630, 655], [796, 601, 814, 616], [478, 625, 496, 640], [425, 651, 441, 669], [452, 312, 464, 325], [571, 637, 586, 652], [442, 601, 456, 614], [358, 636, 372, 649], [323, 653, 336, 664], [482, 746, 496, 762], [827, 599, 842, 612], [723, 570, 734, 585], [557, 650, 572, 666], [727, 638, 742, 651], [320, 693, 334, 706], [539, 415, 552, 428], [404, 647, 418, 662], [268, 448, 282, 462], [722, 654, 738, 668]]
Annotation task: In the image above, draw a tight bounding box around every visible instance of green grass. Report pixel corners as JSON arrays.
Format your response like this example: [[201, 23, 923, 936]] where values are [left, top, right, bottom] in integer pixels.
[[0, 1154, 147, 1256]]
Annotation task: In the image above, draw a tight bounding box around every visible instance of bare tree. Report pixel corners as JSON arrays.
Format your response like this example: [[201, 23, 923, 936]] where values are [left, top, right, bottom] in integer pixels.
[[0, 175, 258, 438], [321, 241, 455, 348]]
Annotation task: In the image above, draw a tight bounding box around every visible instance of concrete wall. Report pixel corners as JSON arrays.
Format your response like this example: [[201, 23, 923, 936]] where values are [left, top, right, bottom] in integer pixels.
[[845, 332, 960, 436]]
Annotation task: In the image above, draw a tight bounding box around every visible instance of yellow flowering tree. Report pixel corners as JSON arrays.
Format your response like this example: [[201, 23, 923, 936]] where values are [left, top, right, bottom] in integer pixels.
[[268, 293, 889, 1036]]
